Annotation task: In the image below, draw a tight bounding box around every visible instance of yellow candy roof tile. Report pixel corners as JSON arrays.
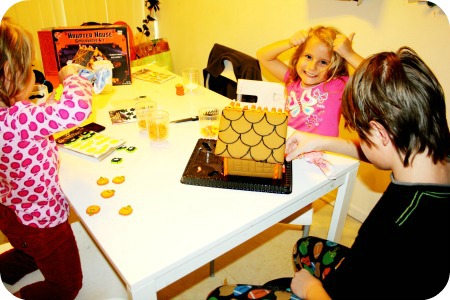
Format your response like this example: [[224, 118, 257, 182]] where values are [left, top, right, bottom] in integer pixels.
[[215, 102, 288, 164]]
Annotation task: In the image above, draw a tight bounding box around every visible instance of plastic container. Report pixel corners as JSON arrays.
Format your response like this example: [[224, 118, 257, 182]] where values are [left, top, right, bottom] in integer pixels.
[[92, 60, 114, 94]]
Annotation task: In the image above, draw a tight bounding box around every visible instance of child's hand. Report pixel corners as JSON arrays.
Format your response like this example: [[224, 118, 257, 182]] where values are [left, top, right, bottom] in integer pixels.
[[285, 131, 324, 161], [58, 64, 82, 82], [45, 91, 57, 105], [333, 32, 355, 57], [333, 32, 364, 68], [291, 269, 330, 300], [290, 30, 308, 47]]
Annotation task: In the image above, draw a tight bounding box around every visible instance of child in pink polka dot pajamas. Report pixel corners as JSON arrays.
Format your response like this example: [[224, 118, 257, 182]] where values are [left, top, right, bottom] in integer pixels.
[[0, 18, 93, 299]]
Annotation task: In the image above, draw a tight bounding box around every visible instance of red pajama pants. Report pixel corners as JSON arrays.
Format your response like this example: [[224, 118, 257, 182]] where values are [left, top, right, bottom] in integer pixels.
[[0, 204, 82, 300]]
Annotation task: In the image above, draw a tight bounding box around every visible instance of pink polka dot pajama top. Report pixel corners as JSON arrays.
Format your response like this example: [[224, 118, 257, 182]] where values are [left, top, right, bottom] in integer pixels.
[[0, 74, 93, 228]]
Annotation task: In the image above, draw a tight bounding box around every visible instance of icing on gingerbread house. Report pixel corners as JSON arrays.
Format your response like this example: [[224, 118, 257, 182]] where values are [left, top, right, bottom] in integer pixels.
[[215, 102, 288, 179]]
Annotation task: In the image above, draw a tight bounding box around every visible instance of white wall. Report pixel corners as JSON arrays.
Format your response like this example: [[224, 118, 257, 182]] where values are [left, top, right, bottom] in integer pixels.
[[3, 0, 449, 222]]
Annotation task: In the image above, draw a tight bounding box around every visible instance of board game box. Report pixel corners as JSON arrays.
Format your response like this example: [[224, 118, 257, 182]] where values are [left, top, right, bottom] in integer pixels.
[[38, 25, 132, 87]]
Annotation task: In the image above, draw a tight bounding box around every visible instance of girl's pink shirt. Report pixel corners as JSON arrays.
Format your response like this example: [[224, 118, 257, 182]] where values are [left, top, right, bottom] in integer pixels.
[[284, 71, 348, 137], [0, 74, 93, 228]]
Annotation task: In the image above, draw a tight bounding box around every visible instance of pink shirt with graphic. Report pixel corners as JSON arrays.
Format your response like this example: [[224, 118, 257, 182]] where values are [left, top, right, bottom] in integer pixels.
[[0, 74, 92, 228], [284, 71, 348, 137]]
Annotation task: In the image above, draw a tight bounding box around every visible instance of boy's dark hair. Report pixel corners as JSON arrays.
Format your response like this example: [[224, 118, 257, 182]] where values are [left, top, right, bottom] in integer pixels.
[[342, 46, 449, 166]]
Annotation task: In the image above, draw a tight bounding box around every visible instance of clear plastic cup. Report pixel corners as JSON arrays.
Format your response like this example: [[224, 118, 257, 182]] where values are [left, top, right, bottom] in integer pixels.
[[198, 107, 220, 139], [135, 100, 157, 129], [182, 68, 200, 92], [147, 110, 169, 141]]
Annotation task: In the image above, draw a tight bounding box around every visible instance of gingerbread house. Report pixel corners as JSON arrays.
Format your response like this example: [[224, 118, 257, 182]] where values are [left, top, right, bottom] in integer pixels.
[[215, 102, 288, 179]]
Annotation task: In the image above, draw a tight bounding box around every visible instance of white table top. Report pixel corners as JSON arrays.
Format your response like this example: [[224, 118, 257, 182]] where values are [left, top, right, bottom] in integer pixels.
[[58, 68, 359, 299]]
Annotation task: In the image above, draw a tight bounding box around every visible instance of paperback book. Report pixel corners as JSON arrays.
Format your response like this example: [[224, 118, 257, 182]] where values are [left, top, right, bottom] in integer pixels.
[[56, 129, 125, 161]]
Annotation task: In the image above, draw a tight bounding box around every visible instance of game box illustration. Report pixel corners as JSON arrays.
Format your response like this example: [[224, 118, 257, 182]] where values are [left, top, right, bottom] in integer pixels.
[[38, 25, 132, 86]]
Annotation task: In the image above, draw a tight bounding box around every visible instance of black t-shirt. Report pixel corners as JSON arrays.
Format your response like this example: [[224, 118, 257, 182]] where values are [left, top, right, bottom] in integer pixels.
[[323, 177, 450, 299]]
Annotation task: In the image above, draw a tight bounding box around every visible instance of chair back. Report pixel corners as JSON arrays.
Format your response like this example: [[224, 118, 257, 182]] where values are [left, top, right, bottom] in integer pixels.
[[236, 79, 286, 110], [203, 44, 262, 102]]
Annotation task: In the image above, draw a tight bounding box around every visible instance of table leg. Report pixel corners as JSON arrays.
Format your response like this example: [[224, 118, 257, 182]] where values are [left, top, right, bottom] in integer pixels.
[[129, 279, 157, 300], [210, 260, 215, 277], [326, 167, 358, 242]]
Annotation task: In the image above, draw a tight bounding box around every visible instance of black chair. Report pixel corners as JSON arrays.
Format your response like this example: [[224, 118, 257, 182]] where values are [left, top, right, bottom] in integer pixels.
[[203, 43, 262, 103]]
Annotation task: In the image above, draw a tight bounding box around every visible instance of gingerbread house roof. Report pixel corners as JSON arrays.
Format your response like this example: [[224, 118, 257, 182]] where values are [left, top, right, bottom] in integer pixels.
[[215, 102, 288, 164]]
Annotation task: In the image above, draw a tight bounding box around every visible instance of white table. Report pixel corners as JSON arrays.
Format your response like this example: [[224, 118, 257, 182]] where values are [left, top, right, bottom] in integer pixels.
[[58, 68, 359, 300]]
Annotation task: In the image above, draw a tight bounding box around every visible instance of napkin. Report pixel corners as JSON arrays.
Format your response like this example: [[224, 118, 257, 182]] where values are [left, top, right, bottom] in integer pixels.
[[300, 151, 336, 179]]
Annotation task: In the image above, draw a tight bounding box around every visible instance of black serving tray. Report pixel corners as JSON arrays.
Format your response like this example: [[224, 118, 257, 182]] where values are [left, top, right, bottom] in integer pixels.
[[180, 139, 292, 194]]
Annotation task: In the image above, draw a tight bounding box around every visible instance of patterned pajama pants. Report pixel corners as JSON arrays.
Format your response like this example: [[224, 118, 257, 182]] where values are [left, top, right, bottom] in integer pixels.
[[206, 236, 350, 300]]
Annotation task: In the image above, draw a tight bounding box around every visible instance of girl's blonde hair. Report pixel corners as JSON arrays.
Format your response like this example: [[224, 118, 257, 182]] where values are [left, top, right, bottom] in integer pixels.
[[0, 17, 35, 106], [287, 25, 349, 86]]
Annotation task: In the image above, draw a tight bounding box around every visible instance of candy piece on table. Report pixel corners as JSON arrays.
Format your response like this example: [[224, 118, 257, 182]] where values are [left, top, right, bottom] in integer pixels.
[[175, 83, 184, 96], [116, 145, 128, 151], [112, 176, 125, 184], [86, 205, 101, 216], [119, 205, 133, 216], [100, 189, 115, 198], [111, 157, 123, 164], [96, 177, 109, 185], [126, 146, 137, 153]]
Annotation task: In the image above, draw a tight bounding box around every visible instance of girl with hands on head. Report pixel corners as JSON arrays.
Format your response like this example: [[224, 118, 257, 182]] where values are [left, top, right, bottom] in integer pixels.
[[257, 25, 364, 137]]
